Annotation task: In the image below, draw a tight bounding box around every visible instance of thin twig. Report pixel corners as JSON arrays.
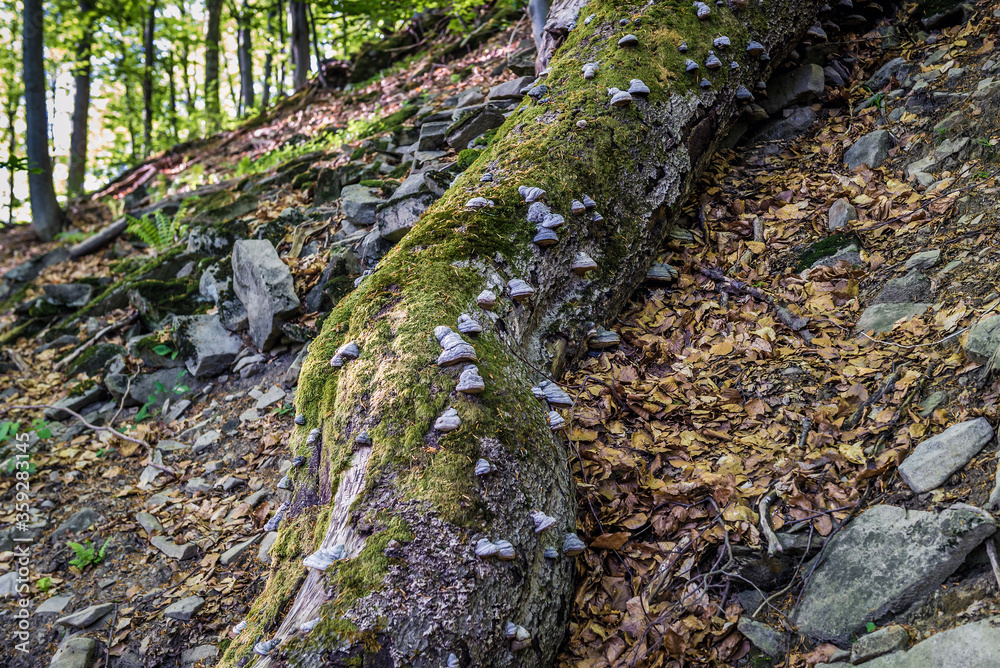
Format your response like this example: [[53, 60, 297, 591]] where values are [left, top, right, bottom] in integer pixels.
[[987, 540, 1000, 591], [1, 404, 174, 475], [55, 313, 137, 371]]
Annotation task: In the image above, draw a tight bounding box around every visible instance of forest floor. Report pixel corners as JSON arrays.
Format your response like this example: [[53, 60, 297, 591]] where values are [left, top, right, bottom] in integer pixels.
[[2, 1, 1000, 667]]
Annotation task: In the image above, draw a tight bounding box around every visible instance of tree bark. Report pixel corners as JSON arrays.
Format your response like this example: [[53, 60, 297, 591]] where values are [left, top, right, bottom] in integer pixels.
[[67, 0, 93, 196], [22, 0, 62, 241], [221, 0, 821, 666], [238, 0, 254, 114], [205, 0, 223, 127], [143, 0, 157, 157], [290, 0, 310, 89]]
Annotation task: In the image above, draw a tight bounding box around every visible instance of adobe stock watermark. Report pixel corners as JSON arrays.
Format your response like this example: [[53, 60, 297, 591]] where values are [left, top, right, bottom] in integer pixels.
[[10, 428, 34, 654]]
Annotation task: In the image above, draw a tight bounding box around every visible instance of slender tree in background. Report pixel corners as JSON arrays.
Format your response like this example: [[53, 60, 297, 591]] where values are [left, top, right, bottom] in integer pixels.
[[67, 0, 93, 195], [261, 4, 274, 110], [2, 0, 23, 226], [290, 0, 309, 88], [143, 0, 157, 156], [205, 0, 222, 126], [237, 0, 253, 114], [23, 0, 62, 240]]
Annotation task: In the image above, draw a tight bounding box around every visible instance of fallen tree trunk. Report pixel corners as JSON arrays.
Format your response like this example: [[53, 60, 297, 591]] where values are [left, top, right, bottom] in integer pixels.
[[223, 1, 821, 666]]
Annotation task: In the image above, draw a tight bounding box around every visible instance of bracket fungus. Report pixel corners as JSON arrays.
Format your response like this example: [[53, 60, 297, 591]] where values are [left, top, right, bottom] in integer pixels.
[[705, 51, 722, 69], [457, 313, 482, 335], [476, 289, 497, 310], [531, 510, 558, 533], [533, 226, 560, 247], [628, 79, 650, 96], [303, 544, 347, 570], [548, 410, 566, 430], [518, 185, 546, 203], [572, 252, 598, 275], [508, 279, 535, 302], [330, 341, 359, 367], [434, 407, 462, 432], [465, 197, 494, 209], [617, 34, 638, 47], [457, 365, 486, 394], [474, 458, 494, 476], [563, 533, 587, 556], [436, 326, 478, 366]]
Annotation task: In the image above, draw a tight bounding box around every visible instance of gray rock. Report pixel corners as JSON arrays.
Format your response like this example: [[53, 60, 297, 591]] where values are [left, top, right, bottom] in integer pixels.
[[447, 107, 505, 150], [377, 194, 435, 242], [340, 184, 383, 228], [737, 617, 785, 658], [48, 637, 96, 668], [220, 534, 261, 566], [827, 198, 857, 231], [181, 645, 218, 665], [867, 57, 910, 90], [53, 508, 98, 538], [851, 624, 910, 663], [258, 531, 279, 565], [56, 602, 115, 628], [904, 249, 941, 270], [185, 477, 212, 494], [897, 418, 994, 493], [43, 283, 93, 308], [171, 314, 242, 378], [127, 368, 189, 408], [761, 64, 824, 115], [193, 429, 221, 453], [589, 328, 620, 349], [150, 536, 198, 560], [164, 595, 205, 621], [809, 245, 863, 270], [232, 239, 301, 350], [792, 504, 995, 644], [830, 616, 1000, 667], [486, 75, 536, 101], [0, 571, 19, 598], [856, 302, 931, 334], [823, 65, 846, 87], [136, 511, 162, 534], [36, 595, 74, 615], [751, 106, 818, 143], [872, 269, 931, 305], [967, 315, 1000, 365], [255, 384, 286, 410], [418, 121, 452, 151], [844, 129, 891, 170], [456, 88, 485, 107]]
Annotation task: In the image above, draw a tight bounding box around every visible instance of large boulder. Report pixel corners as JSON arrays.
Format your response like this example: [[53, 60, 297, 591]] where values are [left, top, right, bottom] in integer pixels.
[[486, 75, 535, 101], [172, 314, 243, 378], [377, 174, 437, 243], [793, 504, 995, 644], [232, 240, 301, 350]]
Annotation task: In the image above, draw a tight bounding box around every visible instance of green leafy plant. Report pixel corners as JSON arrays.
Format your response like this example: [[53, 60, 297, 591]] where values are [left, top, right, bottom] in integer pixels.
[[36, 576, 52, 592], [153, 343, 179, 361], [274, 404, 294, 416], [67, 539, 108, 570], [135, 371, 190, 422], [126, 210, 186, 251], [866, 622, 877, 633]]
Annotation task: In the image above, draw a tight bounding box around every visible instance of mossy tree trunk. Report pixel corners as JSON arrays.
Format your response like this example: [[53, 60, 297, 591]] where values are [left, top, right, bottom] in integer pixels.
[[224, 1, 821, 666]]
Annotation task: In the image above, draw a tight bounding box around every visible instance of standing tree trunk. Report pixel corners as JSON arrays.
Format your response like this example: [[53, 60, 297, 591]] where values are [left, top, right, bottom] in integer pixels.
[[22, 0, 62, 241], [67, 0, 92, 196], [205, 0, 223, 127], [261, 5, 273, 111], [143, 0, 157, 157], [290, 0, 309, 89], [220, 0, 822, 666], [167, 52, 178, 141], [238, 0, 254, 114]]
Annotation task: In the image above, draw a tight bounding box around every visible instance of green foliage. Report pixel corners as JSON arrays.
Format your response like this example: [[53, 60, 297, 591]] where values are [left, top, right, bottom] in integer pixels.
[[866, 622, 876, 633], [126, 210, 186, 250], [67, 539, 108, 570], [153, 343, 179, 360], [134, 371, 189, 422], [36, 576, 53, 592]]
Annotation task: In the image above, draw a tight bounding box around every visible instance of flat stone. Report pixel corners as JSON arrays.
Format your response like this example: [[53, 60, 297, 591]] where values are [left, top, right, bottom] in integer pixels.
[[164, 595, 205, 621], [44, 386, 109, 420], [258, 531, 278, 565], [904, 249, 941, 270], [0, 571, 19, 597], [751, 106, 818, 143], [53, 508, 98, 538], [136, 511, 162, 534], [171, 314, 242, 378], [185, 477, 212, 494], [851, 624, 910, 663], [181, 645, 218, 665], [220, 534, 261, 566], [831, 616, 1000, 667], [828, 198, 857, 231], [486, 75, 536, 101], [762, 64, 824, 115], [872, 269, 931, 305], [418, 121, 451, 151], [792, 504, 995, 644], [898, 418, 994, 493], [255, 385, 286, 410], [844, 130, 891, 170], [737, 617, 785, 658], [232, 239, 301, 350], [48, 637, 96, 668], [43, 283, 93, 308], [36, 595, 74, 615], [239, 408, 261, 422], [964, 315, 1000, 364], [446, 107, 505, 150], [377, 193, 435, 243], [56, 602, 115, 628], [856, 303, 931, 334], [866, 57, 910, 90], [150, 536, 199, 560]]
